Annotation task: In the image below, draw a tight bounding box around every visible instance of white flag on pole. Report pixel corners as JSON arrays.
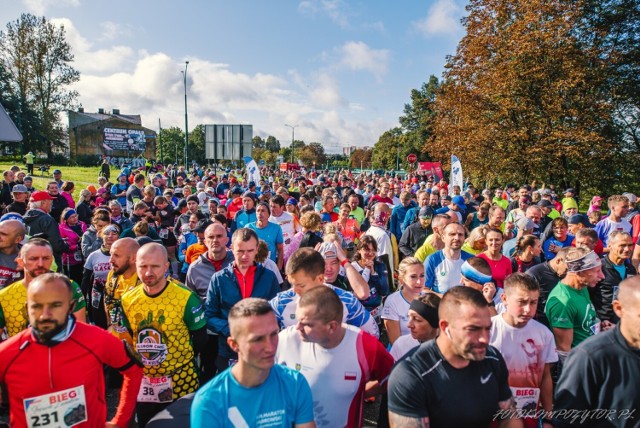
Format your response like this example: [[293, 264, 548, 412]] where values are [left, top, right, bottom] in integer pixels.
[[244, 157, 261, 185], [450, 155, 463, 189]]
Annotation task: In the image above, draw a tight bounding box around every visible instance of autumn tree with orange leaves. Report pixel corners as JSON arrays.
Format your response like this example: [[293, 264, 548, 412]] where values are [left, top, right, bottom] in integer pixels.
[[430, 0, 640, 193]]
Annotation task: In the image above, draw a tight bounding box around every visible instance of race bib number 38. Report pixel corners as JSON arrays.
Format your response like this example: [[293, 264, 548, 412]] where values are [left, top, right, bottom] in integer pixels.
[[23, 385, 88, 428], [137, 376, 173, 403]]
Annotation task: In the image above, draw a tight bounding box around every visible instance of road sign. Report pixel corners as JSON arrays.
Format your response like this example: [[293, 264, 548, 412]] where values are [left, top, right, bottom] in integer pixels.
[[407, 153, 417, 163]]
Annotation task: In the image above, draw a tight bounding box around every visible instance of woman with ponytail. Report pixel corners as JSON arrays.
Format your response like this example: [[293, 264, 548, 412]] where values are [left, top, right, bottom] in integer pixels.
[[510, 234, 542, 273]]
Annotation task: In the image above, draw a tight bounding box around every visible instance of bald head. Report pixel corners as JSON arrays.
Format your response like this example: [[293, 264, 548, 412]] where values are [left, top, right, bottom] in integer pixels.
[[137, 242, 168, 260], [112, 237, 140, 256], [616, 276, 640, 306], [28, 272, 73, 300], [0, 219, 25, 252]]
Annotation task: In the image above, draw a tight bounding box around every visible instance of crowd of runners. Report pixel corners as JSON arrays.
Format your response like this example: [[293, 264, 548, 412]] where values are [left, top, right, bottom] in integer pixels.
[[0, 162, 637, 427]]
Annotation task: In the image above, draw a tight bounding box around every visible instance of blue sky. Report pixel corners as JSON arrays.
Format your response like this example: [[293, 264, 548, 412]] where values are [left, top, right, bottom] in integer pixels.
[[1, 0, 467, 153]]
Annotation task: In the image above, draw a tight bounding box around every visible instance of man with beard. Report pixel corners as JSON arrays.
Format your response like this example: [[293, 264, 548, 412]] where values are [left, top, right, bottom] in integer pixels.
[[387, 287, 518, 427], [104, 238, 141, 341], [0, 273, 143, 428], [0, 239, 86, 338]]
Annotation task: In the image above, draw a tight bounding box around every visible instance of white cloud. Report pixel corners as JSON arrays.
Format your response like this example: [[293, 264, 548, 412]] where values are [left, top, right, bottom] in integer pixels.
[[298, 0, 350, 28], [98, 21, 133, 41], [339, 41, 389, 82], [60, 18, 390, 153], [22, 0, 80, 15], [412, 0, 464, 37], [52, 18, 134, 74]]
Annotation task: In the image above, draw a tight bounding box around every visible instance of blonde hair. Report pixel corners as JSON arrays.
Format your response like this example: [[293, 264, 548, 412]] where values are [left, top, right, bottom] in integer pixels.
[[398, 257, 423, 283], [300, 211, 321, 231]]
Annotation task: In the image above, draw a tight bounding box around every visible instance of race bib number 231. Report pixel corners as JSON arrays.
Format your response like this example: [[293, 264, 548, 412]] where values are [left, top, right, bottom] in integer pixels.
[[23, 385, 88, 428]]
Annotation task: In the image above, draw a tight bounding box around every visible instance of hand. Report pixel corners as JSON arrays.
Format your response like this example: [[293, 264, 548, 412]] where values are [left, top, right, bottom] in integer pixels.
[[482, 282, 496, 303], [601, 320, 615, 331], [363, 258, 374, 269], [105, 423, 119, 428], [333, 242, 347, 262]]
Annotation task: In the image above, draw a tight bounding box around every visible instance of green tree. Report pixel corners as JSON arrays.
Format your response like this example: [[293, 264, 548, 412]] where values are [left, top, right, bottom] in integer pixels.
[[157, 126, 184, 164], [0, 14, 79, 158], [372, 128, 402, 170], [298, 142, 326, 167], [265, 135, 280, 152], [252, 136, 265, 149], [350, 148, 373, 169], [188, 124, 206, 163], [431, 0, 624, 191]]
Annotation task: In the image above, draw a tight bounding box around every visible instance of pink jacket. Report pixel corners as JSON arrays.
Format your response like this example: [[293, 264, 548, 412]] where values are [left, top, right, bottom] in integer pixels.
[[59, 221, 88, 266], [61, 191, 75, 209]]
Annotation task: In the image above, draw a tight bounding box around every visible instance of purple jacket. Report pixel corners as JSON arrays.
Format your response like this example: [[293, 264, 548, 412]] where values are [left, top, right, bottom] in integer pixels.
[[59, 221, 87, 266]]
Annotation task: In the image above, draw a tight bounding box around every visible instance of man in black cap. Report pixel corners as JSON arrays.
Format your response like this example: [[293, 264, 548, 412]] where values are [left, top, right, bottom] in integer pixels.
[[399, 206, 433, 259]]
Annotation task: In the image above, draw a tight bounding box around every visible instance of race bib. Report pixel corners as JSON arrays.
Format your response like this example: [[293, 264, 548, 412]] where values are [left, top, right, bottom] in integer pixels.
[[159, 229, 169, 239], [24, 385, 87, 428], [137, 376, 173, 403], [73, 251, 83, 262], [510, 387, 540, 411]]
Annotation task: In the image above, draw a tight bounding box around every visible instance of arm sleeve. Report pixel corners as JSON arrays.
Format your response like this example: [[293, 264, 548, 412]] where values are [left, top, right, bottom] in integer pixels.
[[80, 268, 93, 298], [424, 256, 436, 290], [294, 373, 315, 424], [81, 234, 101, 258], [387, 360, 429, 418], [204, 277, 230, 336], [269, 295, 285, 329], [553, 347, 598, 427], [545, 297, 575, 329], [183, 291, 207, 330], [398, 228, 414, 258], [48, 220, 69, 254], [101, 335, 144, 428], [71, 281, 86, 311]]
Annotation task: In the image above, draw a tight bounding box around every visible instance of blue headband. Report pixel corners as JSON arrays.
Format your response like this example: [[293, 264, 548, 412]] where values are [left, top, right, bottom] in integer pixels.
[[460, 261, 493, 284], [64, 209, 77, 220]]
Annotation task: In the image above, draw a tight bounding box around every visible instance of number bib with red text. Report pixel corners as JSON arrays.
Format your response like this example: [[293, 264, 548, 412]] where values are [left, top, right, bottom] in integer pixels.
[[23, 385, 88, 428], [137, 376, 173, 403]]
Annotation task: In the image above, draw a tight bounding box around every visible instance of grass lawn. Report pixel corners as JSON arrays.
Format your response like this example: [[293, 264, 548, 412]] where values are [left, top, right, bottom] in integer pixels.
[[0, 163, 118, 202]]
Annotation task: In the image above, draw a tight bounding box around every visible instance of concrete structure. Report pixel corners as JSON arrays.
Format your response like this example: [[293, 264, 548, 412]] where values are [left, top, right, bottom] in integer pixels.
[[68, 108, 156, 164]]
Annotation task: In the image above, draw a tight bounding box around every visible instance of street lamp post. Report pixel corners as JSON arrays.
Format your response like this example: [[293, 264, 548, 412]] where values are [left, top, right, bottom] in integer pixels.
[[182, 61, 189, 168], [284, 124, 298, 164]]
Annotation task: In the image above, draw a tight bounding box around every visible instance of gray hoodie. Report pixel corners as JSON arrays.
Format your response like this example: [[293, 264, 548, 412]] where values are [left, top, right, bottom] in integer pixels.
[[185, 251, 234, 300]]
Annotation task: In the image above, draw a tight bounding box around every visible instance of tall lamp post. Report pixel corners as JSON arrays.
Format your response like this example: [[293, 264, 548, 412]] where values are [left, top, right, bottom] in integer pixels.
[[284, 124, 298, 164], [181, 61, 189, 168]]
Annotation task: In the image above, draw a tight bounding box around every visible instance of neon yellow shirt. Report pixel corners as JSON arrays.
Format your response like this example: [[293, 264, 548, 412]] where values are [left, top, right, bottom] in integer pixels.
[[0, 279, 85, 337], [122, 279, 206, 399]]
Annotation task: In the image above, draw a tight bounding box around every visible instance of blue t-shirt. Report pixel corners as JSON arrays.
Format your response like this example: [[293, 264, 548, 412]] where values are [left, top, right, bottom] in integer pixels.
[[246, 222, 284, 263], [542, 235, 574, 260], [191, 364, 314, 428]]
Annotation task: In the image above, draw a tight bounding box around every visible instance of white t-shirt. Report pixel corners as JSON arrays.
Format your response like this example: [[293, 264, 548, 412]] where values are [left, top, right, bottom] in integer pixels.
[[381, 290, 411, 337], [269, 211, 298, 245], [389, 334, 420, 361], [489, 315, 558, 410], [276, 324, 391, 428]]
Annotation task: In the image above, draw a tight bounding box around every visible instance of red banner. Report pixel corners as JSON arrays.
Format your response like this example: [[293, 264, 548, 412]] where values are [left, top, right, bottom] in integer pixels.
[[417, 162, 444, 179]]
